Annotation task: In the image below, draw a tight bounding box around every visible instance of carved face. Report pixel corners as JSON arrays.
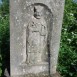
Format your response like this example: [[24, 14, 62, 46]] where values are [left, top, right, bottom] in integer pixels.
[[34, 6, 43, 19]]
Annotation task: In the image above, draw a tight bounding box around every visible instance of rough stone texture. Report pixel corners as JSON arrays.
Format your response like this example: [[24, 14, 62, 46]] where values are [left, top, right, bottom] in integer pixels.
[[10, 0, 65, 77], [11, 72, 61, 77]]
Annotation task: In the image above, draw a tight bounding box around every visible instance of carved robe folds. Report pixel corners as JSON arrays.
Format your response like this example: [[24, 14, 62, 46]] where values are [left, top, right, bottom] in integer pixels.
[[26, 17, 48, 65]]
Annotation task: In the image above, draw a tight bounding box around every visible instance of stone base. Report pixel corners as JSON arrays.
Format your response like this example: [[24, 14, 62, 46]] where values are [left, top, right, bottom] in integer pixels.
[[11, 72, 61, 77]]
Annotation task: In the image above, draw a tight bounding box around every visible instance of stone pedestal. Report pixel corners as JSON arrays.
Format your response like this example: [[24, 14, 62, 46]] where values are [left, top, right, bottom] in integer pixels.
[[10, 0, 65, 77]]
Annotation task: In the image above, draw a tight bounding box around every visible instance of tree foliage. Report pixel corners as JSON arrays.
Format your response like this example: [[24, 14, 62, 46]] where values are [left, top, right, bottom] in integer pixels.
[[0, 0, 9, 76], [58, 0, 77, 77]]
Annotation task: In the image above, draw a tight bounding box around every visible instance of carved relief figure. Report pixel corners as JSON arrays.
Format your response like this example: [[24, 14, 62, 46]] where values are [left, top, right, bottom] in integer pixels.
[[26, 5, 48, 65]]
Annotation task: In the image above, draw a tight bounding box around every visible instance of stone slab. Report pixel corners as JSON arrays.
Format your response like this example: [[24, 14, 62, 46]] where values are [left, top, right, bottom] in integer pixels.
[[10, 0, 65, 76]]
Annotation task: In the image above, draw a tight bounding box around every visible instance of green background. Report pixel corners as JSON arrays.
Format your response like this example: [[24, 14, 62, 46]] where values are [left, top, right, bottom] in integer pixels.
[[0, 0, 77, 77]]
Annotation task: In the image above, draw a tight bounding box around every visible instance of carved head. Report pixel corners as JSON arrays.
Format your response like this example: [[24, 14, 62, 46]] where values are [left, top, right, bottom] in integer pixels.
[[34, 6, 43, 19]]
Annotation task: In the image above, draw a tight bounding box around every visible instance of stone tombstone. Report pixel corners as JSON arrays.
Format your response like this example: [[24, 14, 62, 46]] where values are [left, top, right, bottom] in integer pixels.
[[10, 0, 65, 77]]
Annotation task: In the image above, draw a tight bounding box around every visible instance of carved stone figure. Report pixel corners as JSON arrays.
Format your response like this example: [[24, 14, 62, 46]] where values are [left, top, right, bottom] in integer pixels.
[[10, 0, 65, 76], [26, 6, 48, 65]]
